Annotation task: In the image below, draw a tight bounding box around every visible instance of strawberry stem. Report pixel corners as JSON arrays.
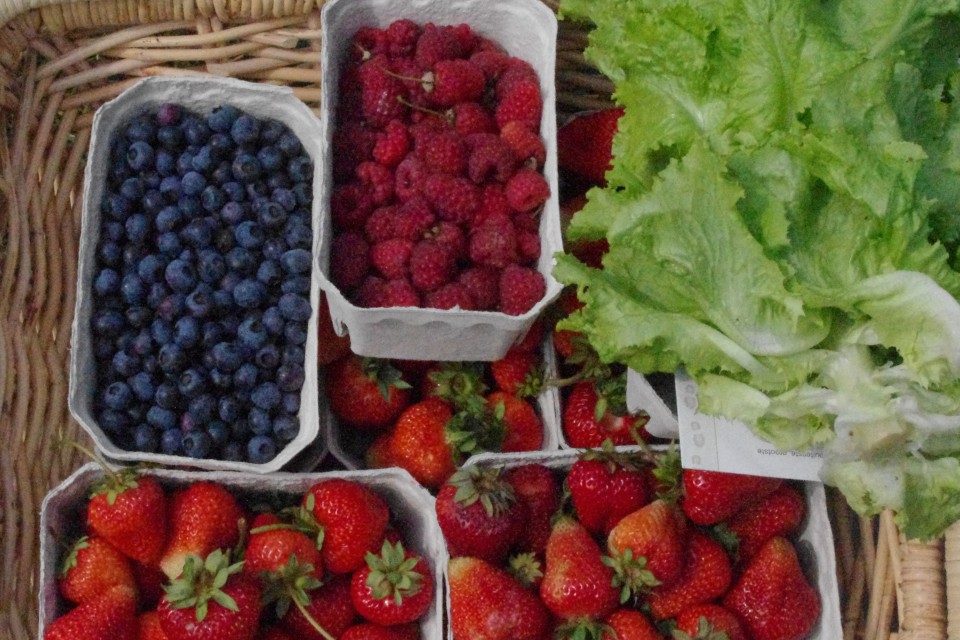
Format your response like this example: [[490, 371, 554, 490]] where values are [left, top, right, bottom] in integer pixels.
[[290, 588, 336, 640], [70, 440, 123, 486]]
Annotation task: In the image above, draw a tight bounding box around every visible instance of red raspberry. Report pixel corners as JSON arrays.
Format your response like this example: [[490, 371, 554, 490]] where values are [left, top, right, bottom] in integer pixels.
[[424, 221, 467, 259], [450, 102, 497, 136], [386, 19, 421, 58], [448, 24, 478, 55], [332, 120, 378, 183], [365, 205, 399, 243], [394, 155, 428, 202], [353, 275, 386, 307], [425, 282, 476, 310], [472, 36, 504, 55], [381, 278, 421, 308], [517, 229, 541, 264], [476, 183, 512, 223], [423, 174, 480, 224], [415, 129, 468, 176], [458, 266, 500, 310], [370, 238, 414, 280], [356, 161, 395, 205], [496, 58, 539, 98], [409, 240, 457, 292], [505, 168, 549, 212], [467, 136, 517, 184], [499, 264, 546, 315], [428, 59, 486, 107], [360, 60, 408, 127], [512, 209, 541, 233], [372, 120, 410, 168], [390, 56, 432, 108], [331, 183, 375, 231], [500, 121, 546, 168], [469, 214, 519, 268], [495, 77, 542, 130], [415, 23, 464, 68], [469, 50, 511, 81], [394, 197, 436, 241], [351, 26, 389, 62], [330, 231, 370, 291]]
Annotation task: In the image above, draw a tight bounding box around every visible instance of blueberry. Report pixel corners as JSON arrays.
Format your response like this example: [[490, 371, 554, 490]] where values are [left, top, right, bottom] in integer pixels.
[[150, 318, 173, 345], [233, 279, 266, 309], [188, 394, 216, 423], [147, 405, 177, 430], [212, 341, 244, 372], [292, 182, 312, 206], [231, 114, 261, 145], [158, 295, 187, 322], [212, 161, 233, 186], [156, 150, 177, 176], [142, 189, 165, 215], [281, 276, 311, 296], [237, 317, 268, 350], [112, 350, 140, 377], [260, 119, 286, 144], [181, 218, 214, 248], [222, 181, 246, 203], [102, 381, 133, 410], [220, 201, 247, 226], [165, 258, 197, 293], [285, 220, 312, 250], [246, 181, 270, 200], [255, 344, 280, 370], [207, 421, 229, 448], [184, 117, 210, 146], [178, 195, 202, 218], [179, 410, 199, 433], [120, 176, 145, 200], [207, 105, 240, 133], [99, 409, 131, 433], [181, 171, 207, 196], [126, 140, 156, 171], [157, 231, 183, 257], [281, 344, 305, 365], [278, 132, 302, 157], [287, 155, 313, 183], [133, 423, 159, 452], [143, 354, 159, 375], [157, 103, 182, 126], [94, 337, 116, 362], [257, 260, 282, 287], [103, 193, 134, 221], [267, 172, 293, 191], [271, 187, 297, 212], [97, 240, 122, 267], [160, 428, 184, 455], [129, 372, 155, 402], [262, 306, 284, 335], [193, 251, 224, 285], [172, 316, 199, 349], [154, 382, 180, 409], [212, 289, 235, 315], [248, 408, 273, 435], [177, 151, 196, 176], [247, 435, 277, 463], [278, 293, 311, 322], [257, 145, 283, 172], [232, 153, 262, 183], [209, 132, 234, 158], [256, 200, 287, 230], [159, 175, 182, 202], [158, 343, 187, 373], [220, 271, 241, 294], [284, 321, 307, 345], [94, 310, 125, 336], [185, 284, 214, 318], [128, 329, 153, 354], [281, 392, 300, 415], [277, 251, 308, 286], [210, 367, 233, 389], [218, 395, 243, 422], [95, 269, 121, 296], [114, 331, 135, 353], [122, 244, 148, 268], [126, 115, 156, 142], [200, 186, 226, 213], [157, 125, 185, 151], [276, 363, 305, 392], [125, 306, 152, 329], [273, 415, 299, 442], [233, 362, 259, 389], [222, 441, 245, 461], [262, 238, 287, 262], [225, 247, 256, 275], [234, 221, 264, 249], [137, 254, 167, 284], [155, 205, 182, 233]]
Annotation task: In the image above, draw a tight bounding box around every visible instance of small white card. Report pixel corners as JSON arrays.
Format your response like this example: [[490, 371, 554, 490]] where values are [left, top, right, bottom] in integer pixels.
[[674, 370, 825, 482]]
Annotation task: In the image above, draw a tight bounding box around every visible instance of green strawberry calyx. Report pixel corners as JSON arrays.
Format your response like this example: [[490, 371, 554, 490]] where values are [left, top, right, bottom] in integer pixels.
[[361, 357, 412, 402], [670, 616, 732, 640], [448, 466, 517, 517], [364, 540, 426, 605], [554, 618, 616, 640], [602, 547, 660, 604], [507, 552, 543, 588], [59, 536, 91, 577], [163, 549, 243, 623]]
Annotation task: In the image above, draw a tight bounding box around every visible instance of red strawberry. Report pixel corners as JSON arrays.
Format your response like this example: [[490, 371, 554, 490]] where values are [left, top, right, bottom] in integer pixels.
[[646, 531, 732, 621], [724, 483, 807, 564], [673, 604, 747, 640], [258, 627, 295, 640], [44, 584, 137, 640], [601, 609, 664, 640], [303, 478, 390, 574], [540, 516, 619, 621], [503, 463, 561, 554], [563, 378, 648, 448], [507, 552, 545, 590], [136, 611, 170, 640], [132, 561, 167, 610], [448, 556, 550, 640], [159, 482, 245, 580], [606, 499, 687, 592], [722, 537, 820, 640], [567, 447, 650, 536], [341, 622, 420, 640], [59, 536, 136, 606], [498, 264, 545, 316], [350, 540, 434, 626], [681, 469, 782, 526], [158, 550, 262, 640], [489, 391, 543, 452], [86, 468, 168, 568], [385, 398, 459, 490], [435, 466, 526, 563], [280, 575, 357, 640], [326, 355, 413, 430], [556, 108, 623, 185], [244, 513, 323, 579]]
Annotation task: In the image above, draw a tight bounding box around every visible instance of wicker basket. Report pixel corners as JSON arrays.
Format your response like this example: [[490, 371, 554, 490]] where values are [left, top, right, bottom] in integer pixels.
[[0, 1, 954, 639]]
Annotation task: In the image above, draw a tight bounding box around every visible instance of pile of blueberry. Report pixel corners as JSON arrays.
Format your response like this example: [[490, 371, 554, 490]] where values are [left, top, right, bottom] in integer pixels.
[[90, 102, 314, 464]]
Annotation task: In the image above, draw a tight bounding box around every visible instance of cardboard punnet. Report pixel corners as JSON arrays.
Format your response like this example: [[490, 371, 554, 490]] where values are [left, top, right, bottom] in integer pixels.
[[69, 76, 324, 473], [315, 0, 564, 362], [456, 448, 843, 640], [38, 463, 447, 639]]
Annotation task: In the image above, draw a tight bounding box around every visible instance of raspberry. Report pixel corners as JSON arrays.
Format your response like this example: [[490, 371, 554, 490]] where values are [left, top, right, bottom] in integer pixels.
[[381, 278, 421, 308], [415, 23, 464, 68], [512, 209, 541, 233], [469, 50, 511, 81], [469, 214, 519, 268], [425, 282, 476, 310], [450, 102, 497, 136], [331, 183, 375, 231], [372, 120, 410, 168], [495, 77, 542, 131], [496, 58, 539, 98], [476, 183, 512, 223], [505, 168, 549, 212], [356, 161, 395, 205], [364, 204, 399, 243], [472, 36, 504, 55], [415, 129, 468, 176], [409, 240, 457, 292], [500, 121, 546, 168], [394, 197, 436, 241], [428, 59, 487, 107], [360, 61, 408, 127], [424, 220, 467, 259], [423, 174, 481, 224], [499, 264, 545, 315], [332, 120, 378, 183], [458, 266, 500, 310], [370, 238, 414, 280], [352, 26, 389, 61], [447, 24, 478, 55], [353, 275, 386, 307], [390, 57, 432, 107], [386, 19, 421, 58], [330, 231, 370, 291], [395, 155, 428, 202], [517, 229, 541, 264], [467, 136, 517, 184]]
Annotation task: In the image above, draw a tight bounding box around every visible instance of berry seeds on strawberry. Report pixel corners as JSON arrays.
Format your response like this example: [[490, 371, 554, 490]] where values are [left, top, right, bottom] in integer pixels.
[[159, 481, 245, 579], [44, 584, 138, 640], [302, 478, 390, 574], [85, 466, 168, 568]]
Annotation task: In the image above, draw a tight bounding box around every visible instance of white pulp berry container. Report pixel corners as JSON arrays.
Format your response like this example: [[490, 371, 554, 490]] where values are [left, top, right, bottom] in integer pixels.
[[316, 0, 564, 361]]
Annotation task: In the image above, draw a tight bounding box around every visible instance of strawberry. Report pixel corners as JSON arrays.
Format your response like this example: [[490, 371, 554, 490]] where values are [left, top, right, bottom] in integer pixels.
[[448, 556, 550, 640], [159, 482, 245, 580], [44, 584, 137, 640], [540, 516, 619, 621], [59, 536, 136, 606], [435, 466, 526, 563], [132, 561, 167, 611], [646, 531, 732, 621], [258, 628, 295, 640], [563, 378, 648, 448], [158, 550, 262, 640], [673, 604, 747, 640], [86, 468, 168, 567], [723, 483, 807, 564], [326, 355, 413, 430], [723, 537, 820, 640], [601, 609, 664, 640], [489, 391, 543, 452], [490, 347, 542, 397], [341, 622, 420, 640], [384, 398, 459, 490], [137, 611, 170, 640], [244, 513, 323, 579], [681, 469, 782, 526], [606, 499, 687, 593], [507, 552, 545, 589], [317, 293, 351, 367], [567, 446, 650, 536], [279, 574, 358, 640], [503, 463, 561, 554], [556, 108, 623, 185], [303, 479, 389, 575], [350, 540, 434, 626]]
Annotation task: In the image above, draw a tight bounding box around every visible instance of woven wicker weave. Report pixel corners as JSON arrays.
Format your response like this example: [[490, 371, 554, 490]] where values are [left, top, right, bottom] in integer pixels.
[[0, 1, 952, 639]]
